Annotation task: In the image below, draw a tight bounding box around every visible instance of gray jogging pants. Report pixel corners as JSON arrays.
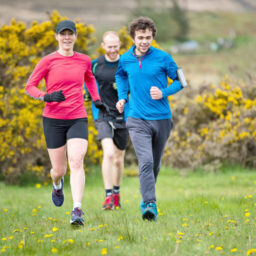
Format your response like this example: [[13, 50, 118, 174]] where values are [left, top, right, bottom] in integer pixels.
[[126, 117, 173, 205]]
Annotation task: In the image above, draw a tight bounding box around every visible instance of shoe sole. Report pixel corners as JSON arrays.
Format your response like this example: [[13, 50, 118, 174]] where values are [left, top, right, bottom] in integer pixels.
[[52, 178, 64, 207], [102, 206, 114, 210], [142, 210, 157, 221], [70, 218, 84, 225]]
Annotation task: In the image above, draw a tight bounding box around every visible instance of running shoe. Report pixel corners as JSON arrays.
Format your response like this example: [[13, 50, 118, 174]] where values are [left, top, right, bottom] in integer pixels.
[[51, 178, 64, 207], [142, 202, 158, 221], [140, 200, 146, 214], [113, 193, 121, 209], [70, 207, 84, 225], [102, 195, 114, 210]]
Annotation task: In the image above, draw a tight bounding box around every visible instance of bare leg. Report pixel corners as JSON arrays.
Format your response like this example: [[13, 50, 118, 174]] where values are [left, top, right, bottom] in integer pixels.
[[101, 138, 115, 189], [48, 145, 67, 185], [113, 145, 125, 187], [67, 138, 87, 204]]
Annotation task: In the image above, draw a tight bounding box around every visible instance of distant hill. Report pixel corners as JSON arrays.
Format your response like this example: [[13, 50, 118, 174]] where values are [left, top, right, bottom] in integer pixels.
[[0, 0, 256, 29]]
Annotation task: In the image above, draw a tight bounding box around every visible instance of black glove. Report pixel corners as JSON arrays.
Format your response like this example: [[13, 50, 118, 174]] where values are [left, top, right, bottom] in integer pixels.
[[94, 100, 110, 114], [44, 90, 65, 102]]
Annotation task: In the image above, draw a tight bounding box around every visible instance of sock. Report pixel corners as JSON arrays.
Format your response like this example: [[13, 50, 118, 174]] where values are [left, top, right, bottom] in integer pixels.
[[113, 186, 120, 194], [105, 189, 112, 197], [73, 202, 82, 210], [53, 181, 62, 190]]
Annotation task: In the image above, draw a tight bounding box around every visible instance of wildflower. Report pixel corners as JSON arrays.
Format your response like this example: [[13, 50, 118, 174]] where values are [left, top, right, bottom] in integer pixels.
[[51, 240, 55, 243], [3, 209, 8, 212], [1, 237, 7, 241], [115, 245, 119, 249], [90, 227, 95, 231], [35, 183, 41, 188], [65, 212, 70, 215], [68, 239, 74, 244], [44, 234, 54, 238], [209, 245, 214, 249], [118, 235, 123, 241], [9, 236, 14, 240], [208, 232, 214, 236], [247, 249, 256, 255], [101, 248, 108, 255], [215, 246, 223, 251], [32, 208, 38, 213], [98, 224, 104, 228], [51, 247, 58, 253], [245, 212, 251, 217], [52, 227, 59, 232], [30, 231, 35, 235], [231, 248, 237, 252]]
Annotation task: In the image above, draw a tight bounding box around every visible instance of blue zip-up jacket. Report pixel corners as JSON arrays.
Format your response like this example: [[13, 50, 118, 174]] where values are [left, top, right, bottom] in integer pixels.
[[115, 46, 183, 120]]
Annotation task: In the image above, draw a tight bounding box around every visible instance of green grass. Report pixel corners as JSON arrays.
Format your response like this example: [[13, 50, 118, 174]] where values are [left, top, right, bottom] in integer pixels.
[[1, 167, 256, 255]]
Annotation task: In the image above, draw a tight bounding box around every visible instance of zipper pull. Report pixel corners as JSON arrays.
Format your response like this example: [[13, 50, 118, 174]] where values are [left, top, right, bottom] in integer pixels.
[[139, 60, 141, 68]]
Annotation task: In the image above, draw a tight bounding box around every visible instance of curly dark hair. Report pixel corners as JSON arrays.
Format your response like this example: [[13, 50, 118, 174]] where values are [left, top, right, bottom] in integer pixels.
[[129, 16, 157, 39]]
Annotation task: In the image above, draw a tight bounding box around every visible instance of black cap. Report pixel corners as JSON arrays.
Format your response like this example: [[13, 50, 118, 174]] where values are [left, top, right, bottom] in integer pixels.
[[56, 20, 77, 34]]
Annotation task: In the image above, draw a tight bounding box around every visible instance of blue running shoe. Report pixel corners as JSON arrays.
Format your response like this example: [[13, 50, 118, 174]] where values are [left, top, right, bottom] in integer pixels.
[[70, 207, 84, 225], [51, 178, 64, 207], [140, 200, 146, 214], [142, 202, 158, 221]]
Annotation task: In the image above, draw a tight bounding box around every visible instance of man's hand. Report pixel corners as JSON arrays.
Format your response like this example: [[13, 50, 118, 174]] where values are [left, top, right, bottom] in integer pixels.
[[116, 99, 126, 113], [44, 90, 65, 102], [94, 100, 110, 114], [150, 86, 163, 100]]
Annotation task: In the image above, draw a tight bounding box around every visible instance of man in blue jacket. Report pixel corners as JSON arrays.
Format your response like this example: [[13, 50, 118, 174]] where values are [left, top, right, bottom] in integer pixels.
[[116, 17, 185, 221], [85, 31, 129, 210]]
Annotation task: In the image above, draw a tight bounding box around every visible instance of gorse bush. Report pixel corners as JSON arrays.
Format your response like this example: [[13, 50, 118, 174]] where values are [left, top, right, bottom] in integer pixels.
[[163, 77, 256, 171], [0, 11, 102, 184]]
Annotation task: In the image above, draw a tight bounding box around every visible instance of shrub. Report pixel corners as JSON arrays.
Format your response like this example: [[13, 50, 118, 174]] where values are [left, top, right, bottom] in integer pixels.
[[163, 77, 256, 171]]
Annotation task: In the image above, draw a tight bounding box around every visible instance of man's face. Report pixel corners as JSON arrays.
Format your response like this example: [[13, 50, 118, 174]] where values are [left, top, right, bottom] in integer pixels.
[[102, 35, 121, 61], [133, 29, 153, 56], [55, 29, 77, 51]]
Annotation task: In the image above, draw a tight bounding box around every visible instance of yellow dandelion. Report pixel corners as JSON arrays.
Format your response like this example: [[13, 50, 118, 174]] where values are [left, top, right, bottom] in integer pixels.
[[178, 232, 184, 236], [37, 206, 42, 209], [176, 240, 181, 243], [90, 227, 95, 231], [183, 218, 188, 221], [87, 242, 91, 246], [52, 227, 59, 232], [3, 209, 8, 212], [118, 235, 123, 241], [231, 248, 237, 252], [98, 224, 104, 228], [115, 245, 119, 249], [1, 237, 7, 241], [209, 245, 214, 249], [99, 240, 104, 243], [51, 247, 58, 253], [51, 240, 55, 243], [247, 248, 256, 255], [32, 208, 38, 213], [65, 212, 70, 215], [44, 234, 54, 238], [208, 232, 214, 236], [9, 236, 14, 240], [245, 212, 251, 217], [182, 223, 187, 227], [68, 239, 74, 244], [215, 246, 223, 251], [35, 184, 41, 188], [101, 248, 108, 255], [13, 229, 20, 233], [30, 232, 35, 235]]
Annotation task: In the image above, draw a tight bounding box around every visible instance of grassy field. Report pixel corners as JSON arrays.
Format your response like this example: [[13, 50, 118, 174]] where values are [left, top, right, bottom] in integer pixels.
[[1, 166, 256, 255]]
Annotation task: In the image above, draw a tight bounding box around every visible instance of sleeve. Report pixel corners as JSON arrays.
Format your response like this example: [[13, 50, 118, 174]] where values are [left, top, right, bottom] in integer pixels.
[[161, 54, 183, 98], [84, 59, 101, 102], [25, 58, 48, 100], [115, 59, 129, 101]]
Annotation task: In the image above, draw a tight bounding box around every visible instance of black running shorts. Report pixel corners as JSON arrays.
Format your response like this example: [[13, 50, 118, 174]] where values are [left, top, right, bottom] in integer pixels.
[[43, 117, 88, 149], [94, 120, 129, 150]]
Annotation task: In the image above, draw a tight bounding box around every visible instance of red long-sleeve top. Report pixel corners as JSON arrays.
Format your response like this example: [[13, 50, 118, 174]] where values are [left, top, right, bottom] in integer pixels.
[[25, 51, 100, 119]]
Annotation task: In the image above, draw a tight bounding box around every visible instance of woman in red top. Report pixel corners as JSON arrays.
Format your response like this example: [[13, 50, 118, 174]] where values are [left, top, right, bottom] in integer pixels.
[[26, 20, 108, 225]]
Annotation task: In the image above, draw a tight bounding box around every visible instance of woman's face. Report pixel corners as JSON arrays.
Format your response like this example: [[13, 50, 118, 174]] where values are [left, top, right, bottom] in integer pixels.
[[55, 29, 77, 51]]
